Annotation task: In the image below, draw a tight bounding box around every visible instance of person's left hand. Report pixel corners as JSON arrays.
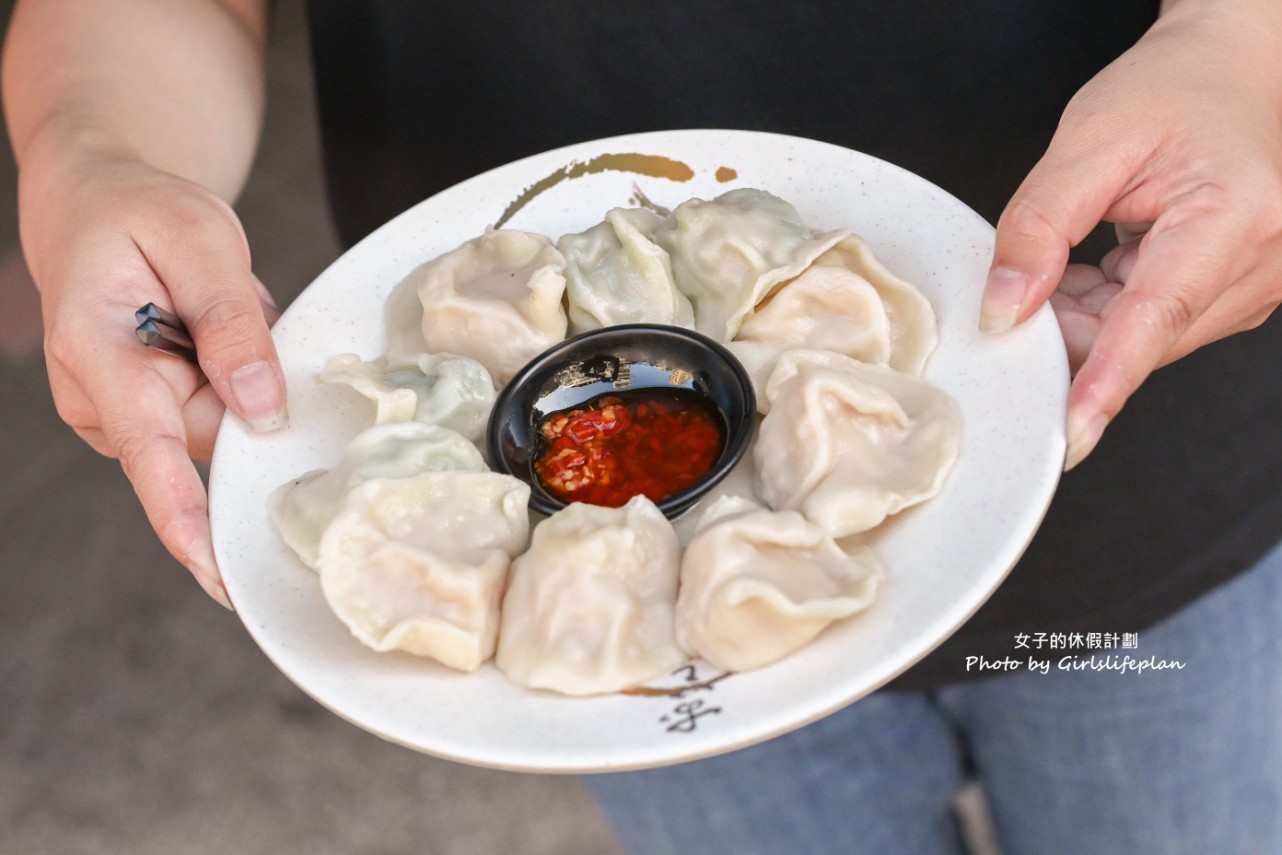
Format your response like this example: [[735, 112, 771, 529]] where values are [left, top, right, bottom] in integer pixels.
[[979, 0, 1282, 469]]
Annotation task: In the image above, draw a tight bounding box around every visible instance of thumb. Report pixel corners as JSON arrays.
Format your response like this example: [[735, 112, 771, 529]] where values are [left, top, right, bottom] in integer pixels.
[[980, 144, 1130, 334], [147, 201, 288, 433]]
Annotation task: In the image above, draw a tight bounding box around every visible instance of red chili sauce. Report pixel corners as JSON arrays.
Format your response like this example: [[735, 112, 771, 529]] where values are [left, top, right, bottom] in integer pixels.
[[534, 388, 724, 508]]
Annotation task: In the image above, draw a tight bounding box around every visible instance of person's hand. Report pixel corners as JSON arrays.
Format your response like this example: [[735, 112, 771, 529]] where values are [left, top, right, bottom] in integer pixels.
[[4, 0, 272, 606], [979, 0, 1282, 469], [19, 149, 285, 608]]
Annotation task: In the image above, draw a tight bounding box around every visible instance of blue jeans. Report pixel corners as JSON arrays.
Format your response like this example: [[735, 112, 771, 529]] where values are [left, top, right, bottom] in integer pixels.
[[584, 541, 1282, 855]]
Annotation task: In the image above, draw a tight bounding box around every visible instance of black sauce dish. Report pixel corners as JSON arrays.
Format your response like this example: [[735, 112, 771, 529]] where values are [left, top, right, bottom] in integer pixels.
[[486, 324, 756, 520]]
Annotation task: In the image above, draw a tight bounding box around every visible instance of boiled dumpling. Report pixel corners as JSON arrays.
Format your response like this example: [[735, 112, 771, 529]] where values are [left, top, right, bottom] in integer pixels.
[[815, 235, 938, 375], [495, 495, 686, 696], [653, 188, 850, 340], [736, 260, 893, 366], [677, 496, 883, 672], [383, 270, 429, 361], [320, 352, 496, 442], [415, 228, 568, 383], [722, 339, 790, 415], [317, 469, 531, 671], [729, 234, 938, 396], [754, 350, 961, 537], [558, 207, 694, 333], [269, 422, 487, 571]]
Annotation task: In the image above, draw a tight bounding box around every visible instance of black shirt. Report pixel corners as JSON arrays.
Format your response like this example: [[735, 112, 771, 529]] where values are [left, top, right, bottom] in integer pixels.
[[303, 0, 1282, 687]]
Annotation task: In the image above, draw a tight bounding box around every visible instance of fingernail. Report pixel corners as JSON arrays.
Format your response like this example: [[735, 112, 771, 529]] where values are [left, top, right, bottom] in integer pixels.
[[210, 582, 234, 611], [1064, 411, 1109, 471], [230, 361, 288, 432], [253, 276, 278, 309], [979, 267, 1028, 334], [188, 554, 235, 610]]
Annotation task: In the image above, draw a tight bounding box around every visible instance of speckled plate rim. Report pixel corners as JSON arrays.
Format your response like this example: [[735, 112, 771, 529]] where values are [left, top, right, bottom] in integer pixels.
[[209, 129, 1068, 773]]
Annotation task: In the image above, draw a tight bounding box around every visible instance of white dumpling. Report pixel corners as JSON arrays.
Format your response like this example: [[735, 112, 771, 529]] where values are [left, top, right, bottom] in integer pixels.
[[754, 350, 961, 537], [495, 496, 687, 696], [383, 270, 428, 361], [320, 352, 496, 442], [677, 496, 883, 672], [415, 228, 568, 383], [269, 422, 487, 571], [653, 188, 850, 340], [317, 470, 531, 672], [735, 257, 893, 365], [801, 235, 939, 375], [558, 207, 694, 333], [722, 340, 790, 415], [733, 233, 937, 378]]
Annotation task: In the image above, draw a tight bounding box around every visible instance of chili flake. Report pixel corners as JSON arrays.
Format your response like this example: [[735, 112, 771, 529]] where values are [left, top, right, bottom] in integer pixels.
[[534, 388, 724, 508]]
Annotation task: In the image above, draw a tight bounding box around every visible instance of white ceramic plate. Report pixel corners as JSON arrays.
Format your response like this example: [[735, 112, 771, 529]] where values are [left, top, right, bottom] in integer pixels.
[[209, 129, 1067, 773]]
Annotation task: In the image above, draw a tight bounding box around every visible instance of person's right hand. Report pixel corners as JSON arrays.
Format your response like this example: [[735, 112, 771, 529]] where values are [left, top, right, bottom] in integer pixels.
[[977, 0, 1282, 469], [19, 148, 286, 608]]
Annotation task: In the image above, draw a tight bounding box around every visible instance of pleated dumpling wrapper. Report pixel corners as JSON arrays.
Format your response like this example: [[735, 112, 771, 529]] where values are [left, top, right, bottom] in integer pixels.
[[414, 227, 568, 383], [320, 352, 496, 440], [735, 232, 938, 377], [677, 496, 883, 672], [655, 188, 863, 341], [317, 469, 531, 672], [496, 495, 687, 696], [754, 349, 962, 538], [557, 207, 694, 334], [269, 422, 488, 571]]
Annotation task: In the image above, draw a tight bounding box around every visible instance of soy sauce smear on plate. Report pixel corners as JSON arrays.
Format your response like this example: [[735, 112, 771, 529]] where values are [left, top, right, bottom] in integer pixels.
[[534, 389, 724, 508]]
